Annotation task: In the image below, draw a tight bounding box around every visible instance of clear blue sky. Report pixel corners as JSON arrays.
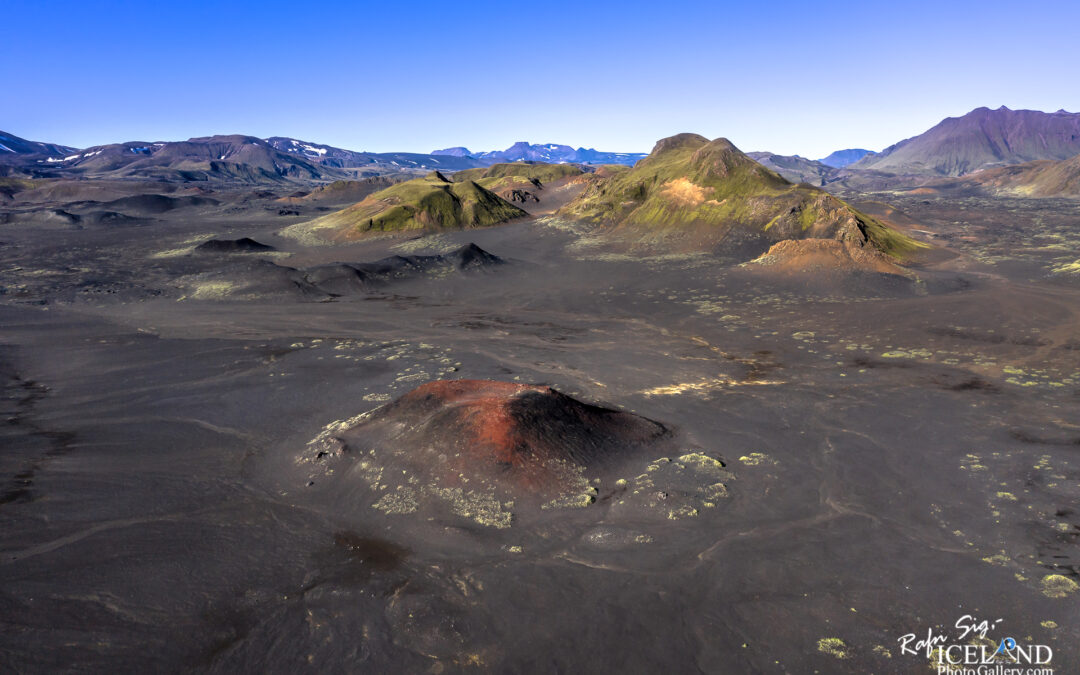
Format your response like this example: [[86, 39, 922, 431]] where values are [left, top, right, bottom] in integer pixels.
[[4, 0, 1079, 158]]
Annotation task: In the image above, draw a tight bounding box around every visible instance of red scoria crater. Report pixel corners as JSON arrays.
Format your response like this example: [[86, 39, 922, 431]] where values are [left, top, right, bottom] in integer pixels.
[[347, 380, 667, 494], [303, 380, 674, 526]]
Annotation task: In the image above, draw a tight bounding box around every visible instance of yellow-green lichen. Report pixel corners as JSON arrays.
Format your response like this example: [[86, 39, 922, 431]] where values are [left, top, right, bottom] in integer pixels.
[[739, 452, 775, 466], [1041, 574, 1079, 598], [432, 487, 513, 529], [373, 487, 420, 514], [817, 637, 849, 659], [543, 486, 598, 510]]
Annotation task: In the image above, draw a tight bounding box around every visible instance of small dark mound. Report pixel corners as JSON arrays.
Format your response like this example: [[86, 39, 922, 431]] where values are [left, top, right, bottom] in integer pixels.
[[102, 194, 219, 215], [185, 259, 327, 300], [302, 263, 372, 295], [350, 244, 503, 278], [300, 244, 504, 295], [335, 380, 668, 496], [82, 211, 143, 227], [195, 237, 276, 253], [440, 243, 505, 271]]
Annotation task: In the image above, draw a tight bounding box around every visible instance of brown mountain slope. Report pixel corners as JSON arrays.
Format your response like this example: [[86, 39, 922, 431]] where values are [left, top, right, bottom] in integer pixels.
[[853, 106, 1080, 176], [938, 153, 1080, 198]]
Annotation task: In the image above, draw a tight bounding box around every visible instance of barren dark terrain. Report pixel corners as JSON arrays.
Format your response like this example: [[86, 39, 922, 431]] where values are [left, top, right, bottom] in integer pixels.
[[2, 181, 1079, 673]]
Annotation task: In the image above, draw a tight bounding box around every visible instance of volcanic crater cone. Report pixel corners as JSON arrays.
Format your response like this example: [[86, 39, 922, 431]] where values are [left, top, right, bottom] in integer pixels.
[[304, 380, 674, 527], [366, 380, 666, 488]]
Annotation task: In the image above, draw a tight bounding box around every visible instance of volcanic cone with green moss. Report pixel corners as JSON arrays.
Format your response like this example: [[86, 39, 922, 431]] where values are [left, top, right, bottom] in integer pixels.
[[560, 133, 925, 259], [282, 170, 527, 242]]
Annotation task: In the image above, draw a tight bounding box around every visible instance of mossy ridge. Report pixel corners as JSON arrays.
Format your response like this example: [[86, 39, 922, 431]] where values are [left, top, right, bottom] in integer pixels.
[[297, 171, 527, 238], [560, 133, 926, 259], [453, 162, 584, 186]]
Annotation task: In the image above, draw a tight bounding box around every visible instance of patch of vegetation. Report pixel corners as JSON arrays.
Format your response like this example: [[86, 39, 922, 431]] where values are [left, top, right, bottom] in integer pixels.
[[738, 452, 776, 466], [817, 637, 849, 659], [0, 177, 40, 192], [1041, 574, 1079, 598]]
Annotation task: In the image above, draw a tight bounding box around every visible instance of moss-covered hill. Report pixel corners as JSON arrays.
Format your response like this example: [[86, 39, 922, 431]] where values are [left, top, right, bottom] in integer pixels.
[[452, 162, 585, 195], [560, 133, 925, 259], [283, 171, 527, 242], [455, 162, 583, 185]]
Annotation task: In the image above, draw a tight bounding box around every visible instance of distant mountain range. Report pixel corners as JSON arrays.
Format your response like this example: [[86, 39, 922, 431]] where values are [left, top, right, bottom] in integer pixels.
[[432, 142, 647, 166], [265, 137, 484, 171], [817, 149, 872, 168], [852, 106, 1080, 176], [4, 106, 1080, 192], [746, 152, 839, 186], [739, 149, 872, 185], [0, 133, 486, 182], [9, 135, 336, 183]]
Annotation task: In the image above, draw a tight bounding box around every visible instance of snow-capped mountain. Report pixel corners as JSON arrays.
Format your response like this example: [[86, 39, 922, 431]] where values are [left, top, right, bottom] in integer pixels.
[[433, 142, 646, 166]]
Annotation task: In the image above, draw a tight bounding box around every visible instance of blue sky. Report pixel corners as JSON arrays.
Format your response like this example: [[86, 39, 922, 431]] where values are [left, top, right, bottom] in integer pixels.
[[5, 0, 1079, 158]]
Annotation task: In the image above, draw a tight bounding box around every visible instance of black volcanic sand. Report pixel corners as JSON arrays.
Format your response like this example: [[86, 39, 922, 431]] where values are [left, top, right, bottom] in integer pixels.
[[1, 184, 1079, 672]]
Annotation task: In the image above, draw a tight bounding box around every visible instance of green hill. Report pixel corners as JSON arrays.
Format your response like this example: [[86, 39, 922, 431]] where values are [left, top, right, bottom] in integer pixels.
[[282, 171, 527, 242], [451, 162, 586, 210], [561, 133, 924, 259], [454, 162, 584, 187]]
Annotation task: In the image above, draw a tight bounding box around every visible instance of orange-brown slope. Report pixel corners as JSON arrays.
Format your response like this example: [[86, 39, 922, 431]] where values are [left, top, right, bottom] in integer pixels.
[[744, 239, 909, 277]]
